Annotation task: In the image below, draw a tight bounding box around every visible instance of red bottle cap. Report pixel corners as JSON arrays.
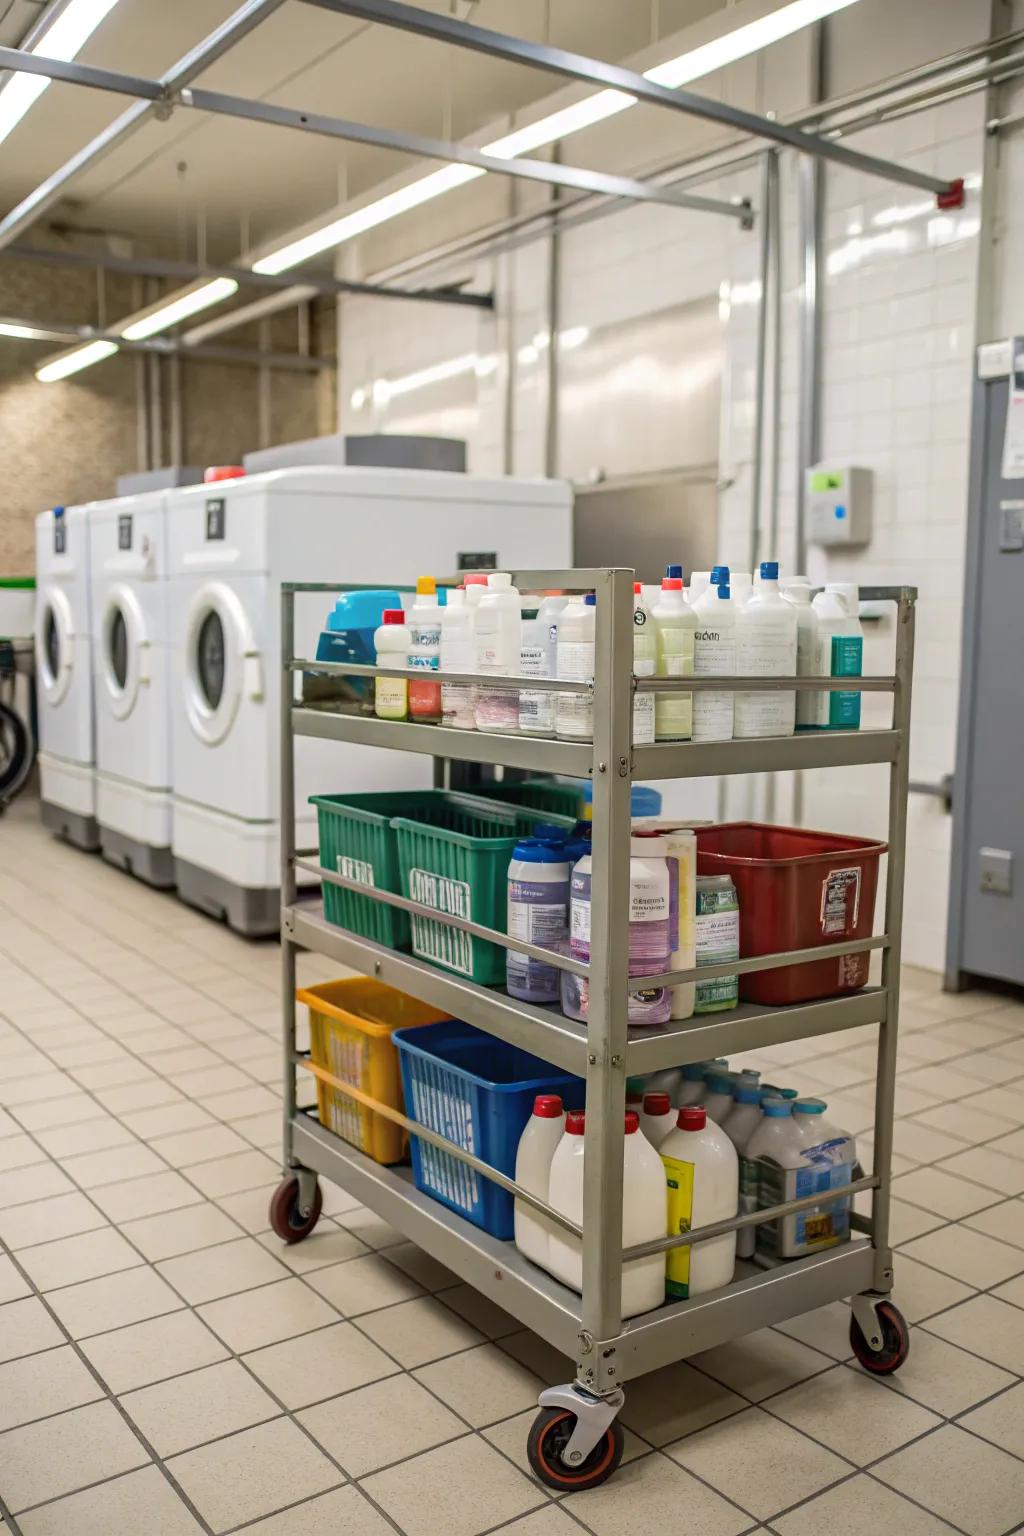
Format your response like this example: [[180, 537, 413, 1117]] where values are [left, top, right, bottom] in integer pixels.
[[463, 572, 490, 586], [643, 1092, 671, 1115], [203, 465, 245, 483], [634, 581, 642, 594], [677, 1106, 707, 1130], [565, 1111, 585, 1135], [624, 1110, 640, 1133], [533, 1095, 563, 1118], [662, 576, 683, 590], [382, 610, 405, 624]]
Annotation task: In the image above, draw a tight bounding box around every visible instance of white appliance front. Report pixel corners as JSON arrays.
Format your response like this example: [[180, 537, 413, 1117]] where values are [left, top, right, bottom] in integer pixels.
[[34, 504, 98, 846], [167, 467, 574, 929], [89, 490, 174, 883]]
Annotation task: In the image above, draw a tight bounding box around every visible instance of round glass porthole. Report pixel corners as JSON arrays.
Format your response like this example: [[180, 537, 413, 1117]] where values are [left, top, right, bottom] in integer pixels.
[[109, 607, 128, 691], [197, 609, 226, 711], [43, 606, 60, 686]]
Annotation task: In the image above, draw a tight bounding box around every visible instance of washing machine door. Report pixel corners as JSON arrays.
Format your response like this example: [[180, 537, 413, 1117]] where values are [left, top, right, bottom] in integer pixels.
[[35, 585, 75, 706], [183, 581, 263, 747], [99, 584, 149, 722]]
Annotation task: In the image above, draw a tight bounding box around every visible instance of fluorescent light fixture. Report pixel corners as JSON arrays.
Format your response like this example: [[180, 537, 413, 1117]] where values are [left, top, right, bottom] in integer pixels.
[[0, 0, 124, 148], [250, 0, 864, 276], [0, 322, 47, 339], [36, 338, 119, 382], [119, 277, 239, 340]]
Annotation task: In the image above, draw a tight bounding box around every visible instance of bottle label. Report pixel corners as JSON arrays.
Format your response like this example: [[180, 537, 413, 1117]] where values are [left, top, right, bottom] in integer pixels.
[[409, 622, 441, 648], [755, 1155, 853, 1256], [663, 1153, 695, 1298], [734, 616, 797, 738], [693, 628, 735, 741], [632, 691, 655, 744], [556, 640, 594, 738], [374, 678, 407, 719], [408, 868, 473, 975], [654, 624, 694, 740], [695, 888, 739, 1012], [569, 867, 669, 1022], [519, 643, 553, 732], [507, 878, 568, 997], [813, 633, 862, 728]]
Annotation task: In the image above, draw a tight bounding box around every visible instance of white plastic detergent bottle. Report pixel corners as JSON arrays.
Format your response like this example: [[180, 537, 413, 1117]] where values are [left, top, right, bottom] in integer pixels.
[[407, 575, 442, 723], [652, 567, 696, 742], [474, 572, 522, 733], [689, 572, 711, 605], [547, 1111, 666, 1317], [702, 1069, 738, 1125], [810, 582, 863, 731], [555, 594, 596, 741], [721, 1075, 762, 1148], [677, 1061, 717, 1106], [440, 588, 477, 731], [661, 1105, 739, 1300], [640, 1091, 677, 1148], [514, 1093, 565, 1269], [692, 574, 736, 742], [782, 579, 819, 731], [730, 571, 754, 608], [519, 593, 568, 738], [790, 1097, 856, 1251], [632, 582, 657, 746], [639, 1067, 683, 1102], [729, 1086, 765, 1260], [745, 1097, 813, 1263], [506, 837, 571, 1004], [734, 561, 798, 739], [373, 609, 409, 721]]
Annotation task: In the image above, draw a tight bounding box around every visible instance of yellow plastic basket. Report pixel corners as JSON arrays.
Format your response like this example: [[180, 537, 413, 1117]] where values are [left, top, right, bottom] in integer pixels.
[[297, 978, 450, 1164]]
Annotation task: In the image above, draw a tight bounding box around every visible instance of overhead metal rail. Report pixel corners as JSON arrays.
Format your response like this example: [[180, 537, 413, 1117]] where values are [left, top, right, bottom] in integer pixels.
[[301, 0, 965, 206], [0, 312, 328, 371], [0, 44, 749, 228], [3, 240, 495, 311], [0, 0, 288, 251]]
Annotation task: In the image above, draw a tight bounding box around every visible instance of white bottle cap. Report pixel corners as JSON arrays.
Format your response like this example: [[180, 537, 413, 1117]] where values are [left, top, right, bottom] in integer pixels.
[[446, 589, 464, 608], [487, 572, 512, 589]]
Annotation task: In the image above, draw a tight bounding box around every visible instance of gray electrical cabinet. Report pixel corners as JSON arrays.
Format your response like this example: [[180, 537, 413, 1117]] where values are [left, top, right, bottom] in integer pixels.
[[946, 345, 1024, 991]]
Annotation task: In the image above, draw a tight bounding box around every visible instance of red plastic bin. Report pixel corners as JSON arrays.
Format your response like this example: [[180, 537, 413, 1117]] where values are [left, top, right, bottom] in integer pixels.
[[695, 822, 888, 1005]]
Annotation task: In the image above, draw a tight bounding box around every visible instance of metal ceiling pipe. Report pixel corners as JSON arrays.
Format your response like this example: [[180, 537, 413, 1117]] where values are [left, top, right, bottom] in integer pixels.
[[0, 0, 289, 251], [301, 0, 964, 201], [0, 314, 329, 370]]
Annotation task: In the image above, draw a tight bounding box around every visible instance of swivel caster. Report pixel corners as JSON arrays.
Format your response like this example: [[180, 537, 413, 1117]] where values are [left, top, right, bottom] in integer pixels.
[[269, 1172, 323, 1244], [527, 1383, 625, 1492], [849, 1294, 910, 1375]]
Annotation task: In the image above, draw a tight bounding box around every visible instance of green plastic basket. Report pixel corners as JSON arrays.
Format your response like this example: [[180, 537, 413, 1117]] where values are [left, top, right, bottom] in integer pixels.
[[476, 779, 586, 822], [311, 789, 525, 950]]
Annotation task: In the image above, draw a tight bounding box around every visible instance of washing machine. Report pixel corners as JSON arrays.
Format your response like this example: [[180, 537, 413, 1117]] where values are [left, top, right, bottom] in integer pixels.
[[35, 504, 99, 849], [88, 489, 175, 886], [167, 466, 573, 935]]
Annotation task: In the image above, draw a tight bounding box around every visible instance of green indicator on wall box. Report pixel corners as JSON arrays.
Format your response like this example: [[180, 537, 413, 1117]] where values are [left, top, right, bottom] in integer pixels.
[[811, 471, 845, 493]]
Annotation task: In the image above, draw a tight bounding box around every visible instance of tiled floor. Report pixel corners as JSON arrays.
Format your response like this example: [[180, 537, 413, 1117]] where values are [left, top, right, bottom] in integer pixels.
[[2, 799, 1024, 1535]]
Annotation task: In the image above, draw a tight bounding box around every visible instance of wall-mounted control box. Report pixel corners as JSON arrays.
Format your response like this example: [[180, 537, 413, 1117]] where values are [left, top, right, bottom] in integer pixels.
[[807, 463, 873, 547]]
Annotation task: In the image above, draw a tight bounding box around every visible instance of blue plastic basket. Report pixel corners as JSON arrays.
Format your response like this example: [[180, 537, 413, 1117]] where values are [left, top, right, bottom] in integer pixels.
[[393, 1020, 583, 1239]]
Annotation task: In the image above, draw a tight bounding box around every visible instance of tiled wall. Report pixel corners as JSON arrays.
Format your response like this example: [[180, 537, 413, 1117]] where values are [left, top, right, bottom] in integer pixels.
[[334, 0, 1014, 972]]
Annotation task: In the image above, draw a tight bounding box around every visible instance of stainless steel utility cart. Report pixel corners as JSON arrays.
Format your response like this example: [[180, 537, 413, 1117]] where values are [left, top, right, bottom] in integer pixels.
[[273, 570, 915, 1490]]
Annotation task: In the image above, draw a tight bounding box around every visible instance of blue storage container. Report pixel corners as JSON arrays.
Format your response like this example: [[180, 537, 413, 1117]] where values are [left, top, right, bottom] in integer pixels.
[[394, 1020, 583, 1239], [315, 589, 403, 698]]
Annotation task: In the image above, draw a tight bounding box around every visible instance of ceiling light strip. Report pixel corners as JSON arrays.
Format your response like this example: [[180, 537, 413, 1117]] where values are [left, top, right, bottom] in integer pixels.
[[0, 0, 125, 149]]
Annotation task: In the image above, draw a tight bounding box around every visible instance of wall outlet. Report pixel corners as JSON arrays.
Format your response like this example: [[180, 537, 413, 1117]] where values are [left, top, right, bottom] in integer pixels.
[[979, 847, 1013, 896]]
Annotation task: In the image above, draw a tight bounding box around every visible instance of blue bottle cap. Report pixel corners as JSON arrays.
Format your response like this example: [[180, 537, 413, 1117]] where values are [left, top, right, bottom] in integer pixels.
[[512, 837, 568, 864], [734, 1085, 761, 1106], [710, 565, 730, 581], [760, 561, 780, 580], [762, 1097, 793, 1117], [794, 1098, 827, 1114], [761, 1084, 798, 1102], [584, 593, 596, 606], [706, 1071, 735, 1094], [717, 584, 731, 599], [665, 563, 683, 580]]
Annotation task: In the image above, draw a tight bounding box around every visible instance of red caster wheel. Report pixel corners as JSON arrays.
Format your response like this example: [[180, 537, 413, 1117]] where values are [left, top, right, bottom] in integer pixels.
[[269, 1174, 323, 1244], [849, 1299, 910, 1374], [527, 1406, 624, 1492]]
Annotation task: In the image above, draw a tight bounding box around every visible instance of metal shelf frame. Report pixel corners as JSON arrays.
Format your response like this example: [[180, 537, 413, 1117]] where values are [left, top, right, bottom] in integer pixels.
[[280, 570, 915, 1401]]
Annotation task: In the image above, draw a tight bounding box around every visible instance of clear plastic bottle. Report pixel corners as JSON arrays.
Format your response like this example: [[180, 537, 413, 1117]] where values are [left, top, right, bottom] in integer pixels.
[[661, 1105, 738, 1299], [555, 594, 596, 741], [734, 561, 798, 739], [407, 575, 442, 722], [810, 583, 863, 731], [373, 609, 409, 721], [440, 588, 477, 731], [475, 572, 521, 733], [652, 568, 696, 742], [519, 593, 568, 738], [692, 576, 736, 742], [632, 582, 656, 746], [730, 571, 754, 608], [514, 1094, 565, 1269], [782, 579, 819, 731]]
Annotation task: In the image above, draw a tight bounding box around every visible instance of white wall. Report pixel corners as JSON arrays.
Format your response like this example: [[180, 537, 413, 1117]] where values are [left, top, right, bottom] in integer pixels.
[[333, 0, 1014, 972]]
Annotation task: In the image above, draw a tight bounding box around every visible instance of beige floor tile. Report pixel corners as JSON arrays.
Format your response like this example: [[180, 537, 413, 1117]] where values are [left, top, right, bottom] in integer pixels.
[[888, 1199, 948, 1245], [0, 1296, 64, 1363], [934, 1018, 1020, 1050], [962, 1084, 1024, 1120], [0, 1164, 74, 1212], [956, 1051, 1024, 1085], [771, 1471, 959, 1536], [338, 1207, 405, 1250], [0, 1071, 82, 1107], [34, 1116, 136, 1159], [883, 1327, 1015, 1414], [0, 1344, 103, 1431], [894, 1165, 1002, 1219], [244, 1320, 396, 1410], [890, 1120, 964, 1164], [299, 1372, 465, 1476], [915, 1102, 1017, 1146], [71, 1058, 158, 1092], [16, 1464, 204, 1536], [186, 1148, 280, 1198], [89, 1170, 204, 1222], [119, 1202, 243, 1262], [236, 1486, 398, 1536], [385, 1242, 459, 1294], [18, 1225, 143, 1292], [171, 1064, 255, 1098], [666, 1405, 850, 1520], [199, 1085, 280, 1120], [0, 1135, 53, 1174], [118, 1101, 217, 1139], [940, 1145, 1024, 1196], [0, 1399, 149, 1512], [357, 1294, 485, 1367], [0, 1255, 29, 1306], [900, 1063, 985, 1102], [563, 1446, 750, 1536], [61, 1141, 169, 1189], [259, 1223, 369, 1274], [46, 1263, 183, 1339], [923, 1292, 1024, 1373], [437, 1282, 517, 1338], [95, 1079, 184, 1114], [147, 1124, 252, 1169], [198, 1277, 339, 1353], [361, 1433, 540, 1536], [166, 1416, 341, 1534], [0, 1189, 107, 1249], [618, 1360, 745, 1446], [901, 1223, 1024, 1288], [158, 1220, 289, 1297], [412, 1341, 545, 1428], [212, 1183, 277, 1233], [232, 1109, 281, 1149], [959, 1380, 1024, 1458], [692, 1328, 835, 1403], [81, 1308, 229, 1393], [122, 1358, 280, 1457], [964, 1197, 1024, 1250], [874, 1422, 1024, 1536], [307, 1253, 425, 1316], [767, 1363, 941, 1463]]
